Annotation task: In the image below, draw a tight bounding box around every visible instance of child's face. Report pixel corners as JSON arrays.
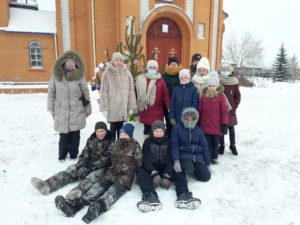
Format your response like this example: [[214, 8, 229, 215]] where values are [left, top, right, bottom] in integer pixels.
[[153, 128, 164, 138], [64, 59, 76, 70], [207, 85, 217, 91], [96, 129, 107, 140], [180, 76, 190, 84], [184, 115, 194, 121], [119, 132, 130, 139], [113, 59, 124, 68], [169, 62, 178, 67], [197, 68, 208, 76]]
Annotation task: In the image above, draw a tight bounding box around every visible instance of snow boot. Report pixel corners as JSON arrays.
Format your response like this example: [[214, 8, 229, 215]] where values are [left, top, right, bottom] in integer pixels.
[[230, 145, 238, 155], [218, 145, 225, 155], [211, 158, 218, 164], [65, 189, 82, 200], [175, 192, 201, 210], [82, 199, 107, 224], [55, 195, 86, 217], [137, 192, 162, 213], [31, 177, 51, 195]]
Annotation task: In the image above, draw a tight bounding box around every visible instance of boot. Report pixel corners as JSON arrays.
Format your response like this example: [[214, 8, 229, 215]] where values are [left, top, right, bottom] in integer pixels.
[[82, 199, 107, 224], [55, 195, 86, 217], [218, 145, 225, 155], [137, 192, 162, 213], [31, 177, 51, 195], [65, 189, 82, 200], [230, 145, 238, 155], [175, 192, 201, 210], [211, 158, 218, 164]]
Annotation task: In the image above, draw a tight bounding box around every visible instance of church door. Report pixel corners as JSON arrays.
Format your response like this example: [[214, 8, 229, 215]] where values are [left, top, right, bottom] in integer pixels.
[[146, 17, 182, 72]]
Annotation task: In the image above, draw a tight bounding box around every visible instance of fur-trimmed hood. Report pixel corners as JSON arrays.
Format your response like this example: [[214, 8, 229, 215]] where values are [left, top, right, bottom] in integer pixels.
[[201, 84, 224, 97], [52, 50, 85, 81]]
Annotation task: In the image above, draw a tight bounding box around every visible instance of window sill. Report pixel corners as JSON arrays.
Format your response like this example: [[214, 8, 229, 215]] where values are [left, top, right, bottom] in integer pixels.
[[28, 67, 46, 71]]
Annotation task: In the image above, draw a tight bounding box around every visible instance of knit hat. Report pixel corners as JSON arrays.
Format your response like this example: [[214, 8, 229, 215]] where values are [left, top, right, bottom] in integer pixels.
[[120, 123, 134, 138], [179, 68, 191, 79], [95, 121, 108, 132], [168, 57, 179, 65], [146, 60, 158, 69], [112, 52, 124, 61], [191, 53, 202, 62], [151, 120, 166, 133], [220, 62, 233, 72], [206, 71, 220, 87], [197, 57, 210, 71]]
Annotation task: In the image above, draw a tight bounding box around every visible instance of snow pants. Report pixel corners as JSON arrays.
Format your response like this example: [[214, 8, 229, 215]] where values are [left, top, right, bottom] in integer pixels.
[[220, 126, 236, 147], [110, 121, 124, 140], [59, 130, 80, 160], [205, 134, 220, 160]]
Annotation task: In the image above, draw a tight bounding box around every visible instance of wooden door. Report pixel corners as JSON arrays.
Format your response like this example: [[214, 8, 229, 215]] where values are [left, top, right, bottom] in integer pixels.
[[147, 17, 182, 72]]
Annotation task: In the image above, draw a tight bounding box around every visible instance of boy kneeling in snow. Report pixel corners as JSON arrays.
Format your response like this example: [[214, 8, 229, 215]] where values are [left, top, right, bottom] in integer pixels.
[[31, 121, 113, 199], [172, 107, 211, 209], [137, 120, 173, 212], [55, 123, 142, 224]]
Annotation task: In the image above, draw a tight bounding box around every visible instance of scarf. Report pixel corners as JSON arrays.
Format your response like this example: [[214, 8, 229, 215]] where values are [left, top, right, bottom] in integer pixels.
[[165, 64, 182, 76], [136, 73, 161, 111], [219, 75, 239, 85]]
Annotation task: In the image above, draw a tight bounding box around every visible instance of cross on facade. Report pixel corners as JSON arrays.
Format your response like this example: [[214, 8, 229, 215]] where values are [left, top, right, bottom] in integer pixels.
[[168, 47, 177, 56]]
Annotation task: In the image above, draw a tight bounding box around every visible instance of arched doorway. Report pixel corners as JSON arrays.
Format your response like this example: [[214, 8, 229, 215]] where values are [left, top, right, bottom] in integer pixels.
[[146, 17, 182, 72]]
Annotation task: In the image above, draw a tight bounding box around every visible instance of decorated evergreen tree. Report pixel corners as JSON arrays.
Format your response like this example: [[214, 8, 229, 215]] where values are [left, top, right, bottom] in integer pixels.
[[272, 43, 290, 82]]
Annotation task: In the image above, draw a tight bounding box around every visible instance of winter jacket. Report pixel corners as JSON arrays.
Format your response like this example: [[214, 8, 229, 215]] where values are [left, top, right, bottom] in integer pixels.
[[200, 86, 228, 135], [104, 138, 142, 189], [171, 123, 211, 165], [141, 135, 173, 176], [99, 62, 137, 122], [75, 131, 114, 173], [219, 76, 241, 126], [169, 82, 199, 123], [162, 73, 180, 98], [137, 77, 170, 125], [47, 50, 91, 133]]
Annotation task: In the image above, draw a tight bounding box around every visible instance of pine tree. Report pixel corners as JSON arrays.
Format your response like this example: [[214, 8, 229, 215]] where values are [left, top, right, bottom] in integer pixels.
[[272, 43, 289, 82]]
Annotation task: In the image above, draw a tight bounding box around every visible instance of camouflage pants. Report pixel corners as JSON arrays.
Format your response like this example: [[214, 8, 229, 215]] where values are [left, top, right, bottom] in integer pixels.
[[45, 164, 106, 195], [82, 180, 127, 208]]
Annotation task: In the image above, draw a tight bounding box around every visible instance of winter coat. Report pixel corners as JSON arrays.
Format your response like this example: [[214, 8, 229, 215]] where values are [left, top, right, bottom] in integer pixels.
[[137, 77, 170, 125], [171, 123, 211, 165], [141, 135, 173, 176], [219, 76, 241, 126], [200, 86, 228, 135], [169, 82, 199, 123], [104, 138, 142, 189], [99, 62, 137, 122], [162, 73, 180, 98], [75, 131, 114, 173], [47, 50, 91, 133]]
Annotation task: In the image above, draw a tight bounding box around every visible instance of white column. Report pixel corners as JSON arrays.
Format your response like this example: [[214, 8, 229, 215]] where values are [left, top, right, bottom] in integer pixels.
[[211, 0, 219, 70], [140, 0, 150, 27], [60, 0, 71, 51], [186, 0, 194, 23]]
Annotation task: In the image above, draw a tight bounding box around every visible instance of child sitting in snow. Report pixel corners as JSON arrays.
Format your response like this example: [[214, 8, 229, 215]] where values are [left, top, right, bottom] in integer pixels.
[[171, 107, 211, 210], [31, 121, 113, 199], [54, 123, 142, 224], [136, 120, 173, 212], [199, 72, 228, 164], [169, 68, 199, 126]]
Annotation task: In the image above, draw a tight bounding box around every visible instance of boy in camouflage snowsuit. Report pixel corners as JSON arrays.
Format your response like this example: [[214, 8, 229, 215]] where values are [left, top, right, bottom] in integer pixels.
[[31, 122, 113, 200], [55, 123, 142, 224]]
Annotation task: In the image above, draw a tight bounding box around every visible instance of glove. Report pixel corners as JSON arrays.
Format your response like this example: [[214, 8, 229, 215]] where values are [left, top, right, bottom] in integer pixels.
[[101, 111, 108, 117], [160, 173, 171, 189], [221, 124, 228, 135], [170, 118, 176, 126], [150, 171, 161, 188], [173, 160, 182, 173], [77, 167, 90, 180]]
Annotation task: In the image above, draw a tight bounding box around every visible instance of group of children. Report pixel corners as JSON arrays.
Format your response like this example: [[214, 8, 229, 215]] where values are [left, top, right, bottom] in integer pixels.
[[32, 52, 241, 223]]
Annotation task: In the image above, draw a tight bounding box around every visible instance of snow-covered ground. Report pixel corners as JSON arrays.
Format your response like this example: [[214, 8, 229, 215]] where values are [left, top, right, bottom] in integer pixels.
[[0, 82, 300, 225]]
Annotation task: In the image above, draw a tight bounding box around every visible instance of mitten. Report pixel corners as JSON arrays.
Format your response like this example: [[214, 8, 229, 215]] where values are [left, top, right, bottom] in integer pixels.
[[151, 171, 161, 188], [170, 118, 176, 126], [221, 124, 228, 135], [160, 173, 171, 189], [173, 160, 182, 173]]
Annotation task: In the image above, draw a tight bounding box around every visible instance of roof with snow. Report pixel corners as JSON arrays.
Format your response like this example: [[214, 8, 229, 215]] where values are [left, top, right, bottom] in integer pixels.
[[1, 7, 56, 34]]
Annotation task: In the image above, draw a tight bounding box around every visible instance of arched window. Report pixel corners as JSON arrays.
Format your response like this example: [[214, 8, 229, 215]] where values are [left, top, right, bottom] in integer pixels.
[[29, 41, 43, 68]]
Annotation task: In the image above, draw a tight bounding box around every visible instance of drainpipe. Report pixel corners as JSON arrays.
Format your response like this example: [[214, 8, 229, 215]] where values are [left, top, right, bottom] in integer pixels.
[[211, 0, 220, 70], [91, 0, 96, 78], [54, 33, 58, 59]]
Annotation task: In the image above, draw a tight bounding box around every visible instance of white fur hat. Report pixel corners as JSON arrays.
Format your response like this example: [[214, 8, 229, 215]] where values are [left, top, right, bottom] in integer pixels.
[[146, 60, 158, 69], [197, 57, 210, 71], [112, 52, 124, 61], [220, 62, 233, 72], [179, 68, 191, 79], [206, 71, 220, 86]]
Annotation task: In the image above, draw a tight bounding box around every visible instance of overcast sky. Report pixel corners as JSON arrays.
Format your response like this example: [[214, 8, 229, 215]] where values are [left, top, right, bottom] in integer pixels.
[[37, 0, 299, 67], [223, 0, 300, 67]]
